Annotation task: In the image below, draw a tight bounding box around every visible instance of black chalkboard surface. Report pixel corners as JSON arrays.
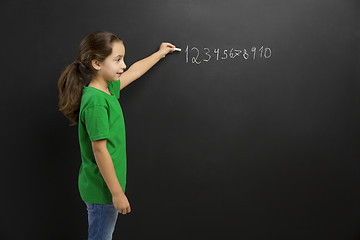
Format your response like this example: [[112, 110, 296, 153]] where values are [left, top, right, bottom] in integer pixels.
[[2, 0, 360, 239]]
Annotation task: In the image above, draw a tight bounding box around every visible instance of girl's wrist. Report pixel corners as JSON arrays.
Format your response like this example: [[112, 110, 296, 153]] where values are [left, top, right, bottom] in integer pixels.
[[155, 50, 165, 59], [113, 191, 125, 198]]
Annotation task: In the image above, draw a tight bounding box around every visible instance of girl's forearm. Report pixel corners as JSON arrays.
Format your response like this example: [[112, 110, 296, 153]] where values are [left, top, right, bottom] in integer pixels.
[[130, 51, 164, 76], [120, 51, 163, 90], [93, 149, 124, 196]]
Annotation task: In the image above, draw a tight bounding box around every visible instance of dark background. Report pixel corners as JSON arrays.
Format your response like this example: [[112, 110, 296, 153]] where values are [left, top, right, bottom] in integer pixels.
[[1, 0, 360, 239]]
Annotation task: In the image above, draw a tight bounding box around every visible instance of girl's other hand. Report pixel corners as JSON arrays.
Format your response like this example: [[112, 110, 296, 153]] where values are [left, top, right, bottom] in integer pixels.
[[113, 192, 131, 215], [158, 42, 176, 58]]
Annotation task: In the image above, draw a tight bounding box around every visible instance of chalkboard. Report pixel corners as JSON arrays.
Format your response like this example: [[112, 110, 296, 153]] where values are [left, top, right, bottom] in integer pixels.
[[2, 0, 360, 239]]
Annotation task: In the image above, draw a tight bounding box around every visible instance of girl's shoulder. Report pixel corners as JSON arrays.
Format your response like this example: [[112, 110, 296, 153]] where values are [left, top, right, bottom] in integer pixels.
[[80, 87, 109, 110]]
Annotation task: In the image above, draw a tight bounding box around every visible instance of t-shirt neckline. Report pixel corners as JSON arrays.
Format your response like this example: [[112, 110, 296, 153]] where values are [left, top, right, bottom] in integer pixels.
[[84, 85, 114, 96]]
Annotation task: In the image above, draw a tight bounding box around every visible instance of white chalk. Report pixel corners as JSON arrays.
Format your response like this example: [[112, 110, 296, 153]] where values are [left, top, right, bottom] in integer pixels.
[[174, 47, 181, 52]]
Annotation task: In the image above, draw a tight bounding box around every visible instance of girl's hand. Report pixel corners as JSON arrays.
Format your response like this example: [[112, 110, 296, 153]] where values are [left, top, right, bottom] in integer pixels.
[[113, 192, 131, 215], [157, 42, 176, 58]]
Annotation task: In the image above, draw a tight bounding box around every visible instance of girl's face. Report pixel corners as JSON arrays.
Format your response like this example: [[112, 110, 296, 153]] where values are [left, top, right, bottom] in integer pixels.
[[97, 41, 127, 82]]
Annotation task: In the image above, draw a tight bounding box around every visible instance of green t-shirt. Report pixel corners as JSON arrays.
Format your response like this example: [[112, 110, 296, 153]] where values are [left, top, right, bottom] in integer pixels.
[[78, 80, 126, 204]]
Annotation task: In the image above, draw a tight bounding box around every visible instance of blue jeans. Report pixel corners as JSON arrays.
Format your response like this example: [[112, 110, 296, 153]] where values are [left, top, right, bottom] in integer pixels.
[[84, 201, 119, 240]]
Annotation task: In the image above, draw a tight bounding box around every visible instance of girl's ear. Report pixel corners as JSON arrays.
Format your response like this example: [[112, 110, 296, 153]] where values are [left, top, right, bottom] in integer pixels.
[[91, 59, 101, 71]]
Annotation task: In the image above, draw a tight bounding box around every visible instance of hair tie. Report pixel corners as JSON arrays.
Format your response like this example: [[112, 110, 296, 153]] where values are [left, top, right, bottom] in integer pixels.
[[73, 61, 89, 82]]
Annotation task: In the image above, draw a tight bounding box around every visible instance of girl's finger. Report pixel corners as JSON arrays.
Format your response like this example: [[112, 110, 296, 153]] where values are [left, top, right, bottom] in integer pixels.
[[165, 43, 175, 48]]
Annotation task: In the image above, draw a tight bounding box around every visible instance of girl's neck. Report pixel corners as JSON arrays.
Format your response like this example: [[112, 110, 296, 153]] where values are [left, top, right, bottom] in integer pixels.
[[88, 77, 109, 92]]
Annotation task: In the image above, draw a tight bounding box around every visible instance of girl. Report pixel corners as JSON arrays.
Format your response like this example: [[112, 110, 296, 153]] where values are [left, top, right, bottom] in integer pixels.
[[57, 31, 176, 240]]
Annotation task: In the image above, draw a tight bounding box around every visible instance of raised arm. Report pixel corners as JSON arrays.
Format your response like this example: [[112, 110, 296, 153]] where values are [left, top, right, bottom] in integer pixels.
[[119, 42, 176, 90]]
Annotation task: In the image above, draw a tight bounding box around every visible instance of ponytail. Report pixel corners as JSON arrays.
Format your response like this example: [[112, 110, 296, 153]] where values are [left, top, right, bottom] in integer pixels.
[[57, 61, 86, 126]]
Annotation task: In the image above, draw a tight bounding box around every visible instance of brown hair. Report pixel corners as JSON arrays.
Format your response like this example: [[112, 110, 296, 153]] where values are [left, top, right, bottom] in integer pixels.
[[57, 31, 123, 126]]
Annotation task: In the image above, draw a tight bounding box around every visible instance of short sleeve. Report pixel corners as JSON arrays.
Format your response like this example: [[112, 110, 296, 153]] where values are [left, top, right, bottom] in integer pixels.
[[108, 80, 120, 99], [84, 106, 109, 141]]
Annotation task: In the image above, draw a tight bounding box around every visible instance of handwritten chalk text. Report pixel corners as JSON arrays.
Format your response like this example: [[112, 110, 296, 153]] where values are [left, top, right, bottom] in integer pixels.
[[184, 45, 272, 64]]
